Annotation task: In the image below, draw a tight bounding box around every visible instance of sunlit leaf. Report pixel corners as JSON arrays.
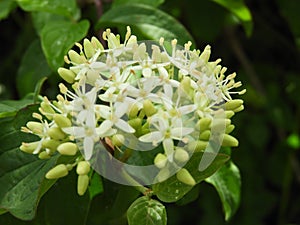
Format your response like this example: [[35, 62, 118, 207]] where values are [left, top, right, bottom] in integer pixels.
[[96, 4, 194, 45], [16, 0, 80, 20], [40, 20, 90, 70], [113, 0, 164, 8], [205, 161, 241, 221], [212, 0, 253, 36], [127, 196, 167, 225], [0, 98, 33, 118], [0, 0, 16, 20]]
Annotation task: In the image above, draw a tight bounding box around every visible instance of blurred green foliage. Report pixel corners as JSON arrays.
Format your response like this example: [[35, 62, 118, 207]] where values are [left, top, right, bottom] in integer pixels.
[[0, 0, 300, 224]]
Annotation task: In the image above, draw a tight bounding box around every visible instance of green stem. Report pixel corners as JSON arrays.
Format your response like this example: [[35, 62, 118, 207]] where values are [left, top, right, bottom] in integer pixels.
[[120, 168, 150, 195]]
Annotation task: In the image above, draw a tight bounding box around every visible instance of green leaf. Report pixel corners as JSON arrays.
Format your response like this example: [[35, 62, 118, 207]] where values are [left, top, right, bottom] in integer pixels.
[[96, 4, 195, 45], [113, 0, 164, 8], [0, 98, 33, 118], [127, 196, 167, 225], [152, 152, 230, 203], [205, 161, 241, 221], [35, 170, 91, 225], [31, 11, 68, 35], [0, 0, 16, 20], [40, 20, 90, 70], [89, 172, 104, 200], [211, 0, 253, 36], [16, 0, 80, 20], [17, 39, 52, 97], [0, 105, 60, 220]]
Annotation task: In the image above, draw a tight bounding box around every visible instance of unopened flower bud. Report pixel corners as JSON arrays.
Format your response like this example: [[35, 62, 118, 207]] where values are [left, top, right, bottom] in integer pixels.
[[226, 124, 235, 134], [199, 130, 211, 140], [225, 110, 235, 118], [20, 141, 40, 154], [128, 104, 139, 118], [47, 127, 66, 140], [187, 140, 208, 152], [233, 105, 244, 113], [38, 151, 51, 159], [91, 36, 104, 50], [199, 45, 211, 63], [222, 134, 239, 147], [77, 174, 89, 196], [68, 50, 85, 64], [197, 118, 211, 132], [45, 164, 69, 179], [57, 68, 75, 84], [57, 142, 78, 156], [156, 168, 170, 183], [225, 99, 244, 111], [26, 121, 44, 134], [40, 99, 56, 116], [53, 114, 72, 128], [174, 148, 189, 163], [42, 139, 61, 151], [211, 118, 231, 131], [111, 134, 125, 147], [76, 161, 90, 175], [143, 99, 157, 117], [128, 118, 142, 130], [154, 153, 167, 169], [176, 168, 196, 186], [83, 38, 95, 58]]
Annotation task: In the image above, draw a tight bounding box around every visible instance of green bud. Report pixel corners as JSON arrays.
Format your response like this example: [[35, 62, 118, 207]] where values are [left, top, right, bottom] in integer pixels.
[[225, 99, 244, 111], [38, 151, 51, 159], [211, 118, 231, 131], [26, 121, 43, 134], [40, 101, 55, 115], [187, 140, 208, 152], [199, 130, 211, 141], [47, 127, 66, 140], [91, 36, 104, 51], [83, 38, 95, 58], [226, 124, 235, 134], [222, 134, 239, 147], [77, 174, 89, 196], [199, 45, 211, 64], [233, 105, 244, 113], [68, 50, 86, 64], [111, 134, 125, 147], [128, 104, 139, 118], [46, 164, 69, 179], [53, 114, 72, 128], [57, 142, 78, 156], [57, 67, 75, 84], [154, 153, 167, 169], [128, 118, 142, 130], [174, 148, 189, 163], [42, 139, 61, 151], [225, 110, 235, 119], [181, 76, 192, 96], [156, 168, 170, 183], [76, 161, 91, 175], [20, 141, 40, 154], [197, 118, 211, 132], [143, 99, 157, 117], [176, 168, 196, 186]]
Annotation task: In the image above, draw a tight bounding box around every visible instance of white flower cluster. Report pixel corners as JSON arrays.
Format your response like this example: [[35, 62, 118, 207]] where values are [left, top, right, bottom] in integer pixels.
[[20, 27, 245, 191]]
